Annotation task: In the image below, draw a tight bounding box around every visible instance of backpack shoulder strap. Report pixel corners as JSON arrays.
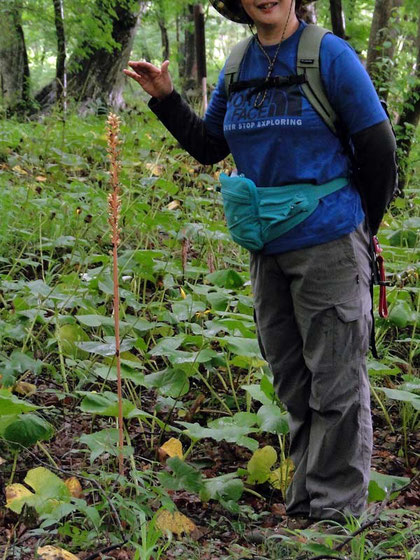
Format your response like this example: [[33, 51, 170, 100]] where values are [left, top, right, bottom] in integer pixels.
[[224, 36, 253, 98], [297, 24, 338, 135]]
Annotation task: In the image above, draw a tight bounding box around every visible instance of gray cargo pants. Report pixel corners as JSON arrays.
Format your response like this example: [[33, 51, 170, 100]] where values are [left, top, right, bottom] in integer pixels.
[[250, 222, 373, 521]]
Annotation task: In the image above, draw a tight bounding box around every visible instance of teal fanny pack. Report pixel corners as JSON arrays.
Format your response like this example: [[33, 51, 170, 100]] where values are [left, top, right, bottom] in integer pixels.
[[219, 173, 348, 251]]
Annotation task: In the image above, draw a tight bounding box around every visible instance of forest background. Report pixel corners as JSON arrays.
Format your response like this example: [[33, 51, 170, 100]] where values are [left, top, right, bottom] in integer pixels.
[[0, 1, 419, 560]]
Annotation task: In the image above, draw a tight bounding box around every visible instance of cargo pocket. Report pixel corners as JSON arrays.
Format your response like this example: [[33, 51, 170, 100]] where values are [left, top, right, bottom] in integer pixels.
[[333, 298, 369, 360]]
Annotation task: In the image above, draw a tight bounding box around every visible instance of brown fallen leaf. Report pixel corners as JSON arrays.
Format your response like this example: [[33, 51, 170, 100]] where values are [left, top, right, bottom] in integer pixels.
[[64, 477, 83, 498]]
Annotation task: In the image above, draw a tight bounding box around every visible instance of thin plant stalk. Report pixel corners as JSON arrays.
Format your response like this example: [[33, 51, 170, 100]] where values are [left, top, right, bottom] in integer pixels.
[[106, 112, 124, 476]]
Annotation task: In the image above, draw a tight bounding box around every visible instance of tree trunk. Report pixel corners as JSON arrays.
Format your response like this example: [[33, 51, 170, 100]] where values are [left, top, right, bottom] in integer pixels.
[[36, 0, 143, 110], [366, 0, 402, 98], [396, 15, 420, 189], [179, 4, 197, 97], [297, 1, 317, 24], [194, 4, 207, 109], [52, 0, 66, 111], [0, 0, 31, 113], [158, 19, 170, 61], [329, 0, 346, 38]]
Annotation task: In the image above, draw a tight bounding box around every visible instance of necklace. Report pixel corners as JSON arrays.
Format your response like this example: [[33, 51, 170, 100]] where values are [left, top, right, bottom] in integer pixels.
[[252, 1, 294, 109]]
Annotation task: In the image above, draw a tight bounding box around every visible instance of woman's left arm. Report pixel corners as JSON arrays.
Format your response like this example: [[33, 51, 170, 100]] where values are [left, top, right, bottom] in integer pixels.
[[321, 38, 398, 234]]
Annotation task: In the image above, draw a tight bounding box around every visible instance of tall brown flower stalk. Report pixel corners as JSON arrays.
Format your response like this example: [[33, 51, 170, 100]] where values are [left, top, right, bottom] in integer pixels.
[[106, 112, 124, 476]]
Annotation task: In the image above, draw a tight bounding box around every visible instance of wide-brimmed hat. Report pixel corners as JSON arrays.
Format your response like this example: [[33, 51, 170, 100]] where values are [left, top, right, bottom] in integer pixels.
[[209, 0, 316, 24]]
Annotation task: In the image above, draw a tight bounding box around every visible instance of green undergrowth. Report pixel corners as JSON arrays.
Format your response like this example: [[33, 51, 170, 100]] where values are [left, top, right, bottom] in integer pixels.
[[0, 109, 418, 560]]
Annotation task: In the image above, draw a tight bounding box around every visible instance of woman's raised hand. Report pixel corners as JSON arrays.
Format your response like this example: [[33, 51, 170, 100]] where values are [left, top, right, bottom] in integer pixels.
[[123, 60, 173, 100]]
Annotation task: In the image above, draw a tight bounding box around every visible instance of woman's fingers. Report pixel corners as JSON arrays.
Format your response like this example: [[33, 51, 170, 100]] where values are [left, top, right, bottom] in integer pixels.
[[123, 69, 146, 84], [128, 60, 160, 75]]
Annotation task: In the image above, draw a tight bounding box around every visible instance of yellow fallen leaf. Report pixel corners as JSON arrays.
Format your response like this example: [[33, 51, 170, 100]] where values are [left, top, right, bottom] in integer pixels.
[[269, 458, 294, 496], [36, 176, 47, 182], [37, 545, 80, 559], [12, 165, 28, 175], [64, 477, 83, 498], [179, 287, 187, 299], [6, 483, 33, 508], [160, 438, 183, 460], [155, 510, 197, 535], [14, 381, 37, 396], [167, 200, 181, 211], [145, 162, 162, 176]]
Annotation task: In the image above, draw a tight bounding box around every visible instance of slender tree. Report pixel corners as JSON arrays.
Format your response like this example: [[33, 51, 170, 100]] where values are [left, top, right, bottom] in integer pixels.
[[157, 0, 170, 60], [0, 0, 32, 113], [194, 4, 207, 109], [329, 0, 346, 38], [396, 14, 420, 189], [367, 0, 403, 99], [52, 0, 66, 111], [179, 4, 197, 97]]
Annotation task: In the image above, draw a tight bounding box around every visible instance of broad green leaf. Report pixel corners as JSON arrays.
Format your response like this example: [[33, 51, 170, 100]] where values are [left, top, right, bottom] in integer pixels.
[[201, 472, 244, 512], [3, 413, 54, 447], [76, 338, 135, 356], [257, 404, 289, 434], [368, 471, 409, 503], [0, 390, 38, 415], [206, 269, 244, 289], [180, 420, 258, 451], [80, 428, 133, 463], [247, 446, 277, 484], [57, 324, 90, 359], [172, 297, 206, 321], [206, 291, 230, 311], [149, 335, 186, 356], [143, 368, 189, 398], [242, 384, 273, 406], [219, 336, 262, 358], [388, 301, 416, 328], [26, 467, 70, 499], [79, 391, 137, 417], [159, 457, 204, 493], [76, 314, 118, 327], [375, 387, 420, 410], [367, 360, 400, 377]]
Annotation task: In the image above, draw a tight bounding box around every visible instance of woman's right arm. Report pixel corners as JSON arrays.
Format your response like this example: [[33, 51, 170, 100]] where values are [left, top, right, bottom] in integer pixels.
[[124, 61, 230, 165]]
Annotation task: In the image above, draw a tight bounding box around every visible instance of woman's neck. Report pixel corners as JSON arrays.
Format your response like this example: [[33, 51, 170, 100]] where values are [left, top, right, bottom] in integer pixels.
[[256, 14, 300, 46]]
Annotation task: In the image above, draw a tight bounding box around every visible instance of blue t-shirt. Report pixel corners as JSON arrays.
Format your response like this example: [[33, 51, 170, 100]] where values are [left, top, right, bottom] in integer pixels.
[[204, 21, 387, 253]]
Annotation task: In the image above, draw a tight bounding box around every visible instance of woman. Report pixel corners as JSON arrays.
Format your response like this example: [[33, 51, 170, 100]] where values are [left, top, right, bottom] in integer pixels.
[[124, 0, 397, 526]]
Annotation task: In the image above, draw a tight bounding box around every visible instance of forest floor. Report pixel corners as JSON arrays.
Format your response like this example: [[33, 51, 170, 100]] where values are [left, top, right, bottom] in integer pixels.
[[0, 110, 419, 560]]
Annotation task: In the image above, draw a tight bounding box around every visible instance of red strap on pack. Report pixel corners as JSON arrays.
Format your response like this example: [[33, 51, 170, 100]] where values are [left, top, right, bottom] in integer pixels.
[[372, 236, 388, 319]]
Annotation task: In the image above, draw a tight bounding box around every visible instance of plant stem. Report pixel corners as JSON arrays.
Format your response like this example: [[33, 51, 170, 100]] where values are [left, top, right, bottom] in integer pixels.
[[107, 112, 124, 477], [8, 452, 18, 485], [37, 442, 59, 469]]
